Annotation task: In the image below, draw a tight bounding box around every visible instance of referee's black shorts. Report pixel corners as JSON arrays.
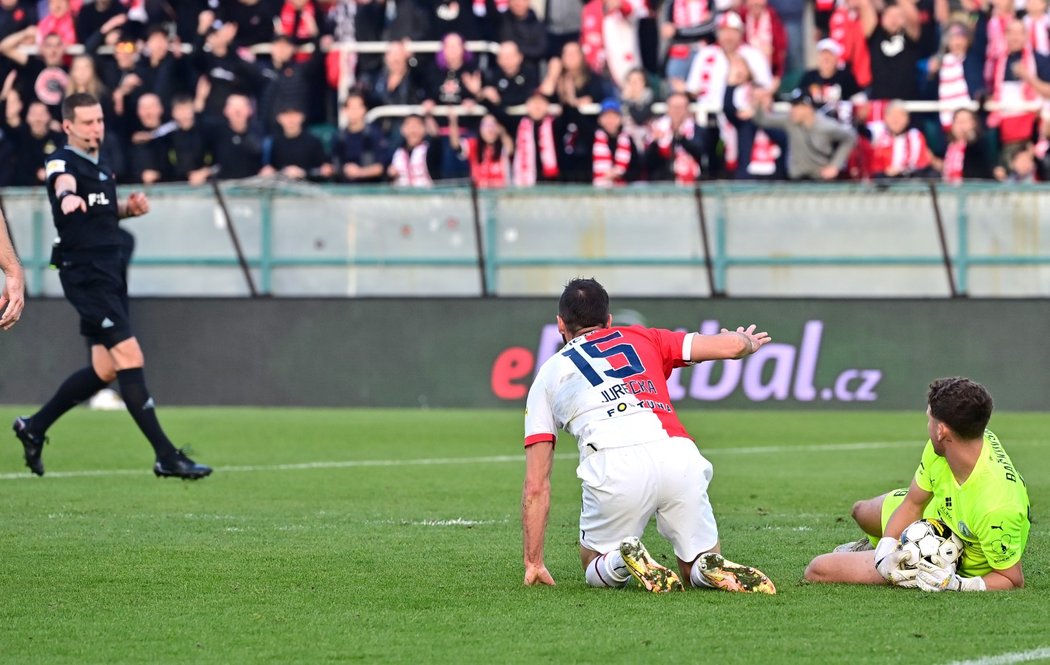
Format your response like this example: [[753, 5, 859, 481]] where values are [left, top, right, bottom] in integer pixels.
[[58, 250, 133, 348]]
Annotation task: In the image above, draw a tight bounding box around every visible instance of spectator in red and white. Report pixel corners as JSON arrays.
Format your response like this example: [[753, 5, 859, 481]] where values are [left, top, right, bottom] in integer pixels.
[[984, 0, 1016, 90], [424, 32, 479, 105], [449, 107, 514, 187], [388, 108, 444, 187], [936, 108, 996, 181], [661, 0, 724, 87], [826, 0, 871, 89], [476, 40, 539, 109], [1024, 0, 1050, 55], [322, 0, 358, 94], [685, 12, 772, 118], [645, 90, 705, 183], [0, 27, 68, 121], [500, 0, 549, 69], [580, 0, 644, 88], [868, 100, 935, 178], [799, 39, 866, 123], [278, 0, 327, 49], [591, 98, 640, 186], [927, 21, 985, 132], [37, 0, 76, 47], [987, 19, 1050, 151], [860, 0, 922, 101], [742, 0, 788, 86], [512, 91, 565, 185]]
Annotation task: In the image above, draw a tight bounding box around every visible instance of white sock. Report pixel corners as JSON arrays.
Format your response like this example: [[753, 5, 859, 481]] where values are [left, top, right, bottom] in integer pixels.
[[585, 552, 630, 587], [690, 559, 716, 589]]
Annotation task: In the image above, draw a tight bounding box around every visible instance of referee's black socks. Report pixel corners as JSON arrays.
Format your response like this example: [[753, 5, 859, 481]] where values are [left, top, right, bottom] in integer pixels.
[[30, 366, 109, 434], [116, 368, 178, 460]]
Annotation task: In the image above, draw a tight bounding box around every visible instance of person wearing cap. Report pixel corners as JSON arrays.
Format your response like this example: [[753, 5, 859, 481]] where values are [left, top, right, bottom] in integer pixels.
[[591, 97, 640, 186], [261, 101, 332, 181], [752, 87, 857, 180], [799, 38, 866, 124]]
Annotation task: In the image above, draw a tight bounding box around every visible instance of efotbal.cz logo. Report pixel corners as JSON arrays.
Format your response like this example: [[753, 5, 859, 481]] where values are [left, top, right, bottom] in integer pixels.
[[490, 320, 882, 404]]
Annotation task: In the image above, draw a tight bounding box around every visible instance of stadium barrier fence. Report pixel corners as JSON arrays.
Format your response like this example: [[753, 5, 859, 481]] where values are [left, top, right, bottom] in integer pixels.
[[4, 181, 1049, 298]]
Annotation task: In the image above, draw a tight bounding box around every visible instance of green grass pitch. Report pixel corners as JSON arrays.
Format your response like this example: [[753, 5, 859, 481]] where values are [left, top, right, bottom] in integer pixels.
[[1, 408, 1046, 664]]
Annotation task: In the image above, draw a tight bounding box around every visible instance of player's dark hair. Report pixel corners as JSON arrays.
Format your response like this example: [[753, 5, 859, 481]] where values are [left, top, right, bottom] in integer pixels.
[[62, 92, 100, 121], [928, 377, 993, 440], [559, 278, 610, 335]]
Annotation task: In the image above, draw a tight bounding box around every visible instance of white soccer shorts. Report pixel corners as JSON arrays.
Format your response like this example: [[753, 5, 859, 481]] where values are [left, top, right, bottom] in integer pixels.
[[576, 437, 719, 561]]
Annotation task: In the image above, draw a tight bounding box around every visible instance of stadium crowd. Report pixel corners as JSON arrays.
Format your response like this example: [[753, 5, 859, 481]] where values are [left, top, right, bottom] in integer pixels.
[[2, 0, 1050, 186]]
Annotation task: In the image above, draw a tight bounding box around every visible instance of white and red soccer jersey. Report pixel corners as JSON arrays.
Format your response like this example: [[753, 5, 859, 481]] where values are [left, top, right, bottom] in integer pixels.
[[524, 326, 697, 457]]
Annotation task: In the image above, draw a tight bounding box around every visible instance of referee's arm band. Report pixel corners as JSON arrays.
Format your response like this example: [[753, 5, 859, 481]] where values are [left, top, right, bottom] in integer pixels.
[[56, 190, 76, 200]]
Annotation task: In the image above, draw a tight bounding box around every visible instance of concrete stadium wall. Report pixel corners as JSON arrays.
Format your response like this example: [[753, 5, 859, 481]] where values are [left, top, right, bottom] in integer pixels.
[[1, 298, 1046, 410]]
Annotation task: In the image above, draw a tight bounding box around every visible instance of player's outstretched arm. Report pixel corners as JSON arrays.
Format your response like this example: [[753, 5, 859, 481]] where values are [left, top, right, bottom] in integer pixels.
[[119, 192, 150, 219], [522, 441, 556, 586], [689, 324, 771, 362]]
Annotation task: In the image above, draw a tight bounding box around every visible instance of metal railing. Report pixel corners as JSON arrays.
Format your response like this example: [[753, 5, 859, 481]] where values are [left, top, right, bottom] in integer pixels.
[[4, 180, 1050, 298]]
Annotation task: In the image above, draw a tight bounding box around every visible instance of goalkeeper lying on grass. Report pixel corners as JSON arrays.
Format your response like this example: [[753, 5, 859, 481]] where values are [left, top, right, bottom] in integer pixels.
[[805, 377, 1030, 592]]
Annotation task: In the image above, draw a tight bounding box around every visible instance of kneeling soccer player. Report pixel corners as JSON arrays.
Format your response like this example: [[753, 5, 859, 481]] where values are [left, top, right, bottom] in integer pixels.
[[521, 278, 775, 594], [805, 377, 1030, 591]]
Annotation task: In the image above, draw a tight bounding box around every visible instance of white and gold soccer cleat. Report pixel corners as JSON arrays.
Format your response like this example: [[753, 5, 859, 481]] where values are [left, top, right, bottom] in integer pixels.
[[619, 537, 684, 593], [696, 552, 776, 594]]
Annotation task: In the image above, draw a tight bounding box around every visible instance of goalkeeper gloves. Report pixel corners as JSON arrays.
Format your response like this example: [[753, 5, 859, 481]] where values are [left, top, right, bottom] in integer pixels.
[[874, 536, 918, 586], [914, 560, 987, 592]]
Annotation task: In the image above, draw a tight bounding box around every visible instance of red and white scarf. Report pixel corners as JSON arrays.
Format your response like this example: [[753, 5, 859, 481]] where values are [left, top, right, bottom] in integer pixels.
[[672, 0, 711, 28], [464, 137, 509, 188], [747, 129, 780, 176], [689, 44, 728, 108], [391, 143, 433, 187], [651, 114, 701, 183], [871, 125, 930, 175], [745, 9, 774, 68], [513, 116, 559, 186], [592, 129, 633, 186], [1025, 14, 1050, 55], [984, 14, 1010, 90], [989, 48, 1040, 143], [942, 139, 966, 183], [938, 53, 970, 130]]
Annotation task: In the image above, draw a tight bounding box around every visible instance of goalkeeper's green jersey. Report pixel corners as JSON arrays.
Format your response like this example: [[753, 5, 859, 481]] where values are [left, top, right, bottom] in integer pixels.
[[914, 430, 1031, 577]]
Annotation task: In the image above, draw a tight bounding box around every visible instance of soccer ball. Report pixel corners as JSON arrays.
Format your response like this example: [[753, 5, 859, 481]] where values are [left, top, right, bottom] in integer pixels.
[[898, 519, 964, 570]]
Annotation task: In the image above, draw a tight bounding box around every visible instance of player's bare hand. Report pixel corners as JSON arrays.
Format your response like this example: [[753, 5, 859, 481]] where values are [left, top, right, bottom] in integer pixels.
[[722, 324, 770, 354], [126, 192, 149, 217], [61, 194, 87, 215], [523, 564, 555, 586], [0, 265, 25, 330]]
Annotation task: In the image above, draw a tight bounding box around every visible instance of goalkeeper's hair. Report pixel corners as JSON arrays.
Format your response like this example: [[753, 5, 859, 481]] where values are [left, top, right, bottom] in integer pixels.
[[928, 377, 993, 439], [559, 277, 609, 336]]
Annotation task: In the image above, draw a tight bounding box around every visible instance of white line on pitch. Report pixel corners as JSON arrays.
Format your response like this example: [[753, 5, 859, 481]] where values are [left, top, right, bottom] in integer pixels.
[[943, 647, 1050, 665], [0, 440, 919, 481]]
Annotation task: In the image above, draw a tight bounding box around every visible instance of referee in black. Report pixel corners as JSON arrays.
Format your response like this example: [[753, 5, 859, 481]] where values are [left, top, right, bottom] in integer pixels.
[[12, 93, 211, 480]]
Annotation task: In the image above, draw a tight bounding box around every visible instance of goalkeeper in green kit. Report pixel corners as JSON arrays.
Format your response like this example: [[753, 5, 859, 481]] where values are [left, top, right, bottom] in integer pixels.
[[805, 377, 1030, 591]]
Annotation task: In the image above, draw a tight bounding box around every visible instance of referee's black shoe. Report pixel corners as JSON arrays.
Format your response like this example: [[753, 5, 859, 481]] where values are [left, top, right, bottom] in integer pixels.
[[154, 449, 212, 480], [12, 417, 47, 477]]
